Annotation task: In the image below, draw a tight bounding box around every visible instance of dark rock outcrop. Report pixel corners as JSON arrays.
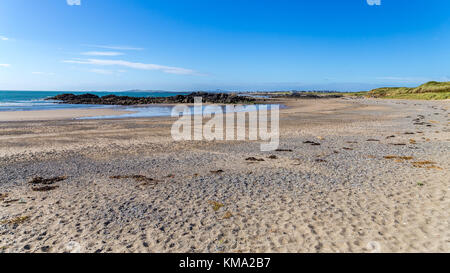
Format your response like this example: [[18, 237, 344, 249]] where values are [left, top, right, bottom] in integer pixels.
[[46, 92, 258, 105], [273, 93, 343, 99], [289, 93, 343, 99], [241, 91, 344, 99]]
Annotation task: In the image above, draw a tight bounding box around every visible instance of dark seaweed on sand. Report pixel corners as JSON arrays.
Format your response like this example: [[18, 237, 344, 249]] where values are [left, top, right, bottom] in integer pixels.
[[29, 176, 67, 185], [32, 186, 59, 192], [245, 157, 265, 162]]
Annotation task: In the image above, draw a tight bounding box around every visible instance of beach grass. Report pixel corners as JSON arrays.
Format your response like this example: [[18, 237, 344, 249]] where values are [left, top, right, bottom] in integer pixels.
[[367, 81, 450, 100]]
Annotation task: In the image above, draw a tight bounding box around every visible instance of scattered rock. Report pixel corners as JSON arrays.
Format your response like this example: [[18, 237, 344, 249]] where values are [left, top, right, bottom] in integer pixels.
[[40, 246, 50, 252]]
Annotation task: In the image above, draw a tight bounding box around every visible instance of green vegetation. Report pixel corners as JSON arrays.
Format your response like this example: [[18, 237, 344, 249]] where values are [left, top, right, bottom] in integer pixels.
[[367, 81, 450, 100], [209, 201, 224, 212], [245, 82, 450, 100]]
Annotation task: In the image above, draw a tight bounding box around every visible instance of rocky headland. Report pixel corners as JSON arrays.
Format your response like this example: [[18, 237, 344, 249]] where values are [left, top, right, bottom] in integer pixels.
[[46, 92, 259, 105]]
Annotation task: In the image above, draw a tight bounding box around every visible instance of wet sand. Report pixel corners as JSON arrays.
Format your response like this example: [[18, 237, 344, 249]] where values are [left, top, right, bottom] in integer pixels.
[[0, 108, 133, 121], [0, 98, 448, 253]]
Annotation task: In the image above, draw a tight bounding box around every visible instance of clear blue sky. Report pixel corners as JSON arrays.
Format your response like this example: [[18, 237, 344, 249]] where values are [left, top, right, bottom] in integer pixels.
[[0, 0, 449, 91]]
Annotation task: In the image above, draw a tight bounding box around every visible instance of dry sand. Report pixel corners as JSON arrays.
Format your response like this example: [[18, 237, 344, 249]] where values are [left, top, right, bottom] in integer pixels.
[[0, 97, 448, 253]]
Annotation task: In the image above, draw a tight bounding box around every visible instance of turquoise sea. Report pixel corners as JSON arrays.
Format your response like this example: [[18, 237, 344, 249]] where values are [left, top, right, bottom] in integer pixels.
[[0, 91, 189, 112], [0, 91, 276, 119]]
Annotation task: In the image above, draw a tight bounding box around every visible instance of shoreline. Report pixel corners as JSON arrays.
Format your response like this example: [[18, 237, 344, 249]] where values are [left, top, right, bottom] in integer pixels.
[[0, 101, 284, 122], [0, 108, 135, 121], [1, 94, 447, 122]]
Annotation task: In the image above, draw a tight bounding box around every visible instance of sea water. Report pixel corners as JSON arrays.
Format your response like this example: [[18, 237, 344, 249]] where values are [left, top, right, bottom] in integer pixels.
[[0, 91, 276, 119], [0, 91, 189, 112]]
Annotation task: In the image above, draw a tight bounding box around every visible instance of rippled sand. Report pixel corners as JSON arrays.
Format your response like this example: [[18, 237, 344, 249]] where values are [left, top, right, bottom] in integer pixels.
[[0, 98, 448, 253]]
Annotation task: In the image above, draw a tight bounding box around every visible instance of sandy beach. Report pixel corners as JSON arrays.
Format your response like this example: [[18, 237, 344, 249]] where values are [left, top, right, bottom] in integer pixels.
[[0, 108, 133, 122], [0, 97, 448, 253]]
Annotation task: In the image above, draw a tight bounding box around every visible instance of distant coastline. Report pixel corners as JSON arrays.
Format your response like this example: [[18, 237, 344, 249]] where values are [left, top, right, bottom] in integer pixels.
[[1, 81, 448, 113]]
